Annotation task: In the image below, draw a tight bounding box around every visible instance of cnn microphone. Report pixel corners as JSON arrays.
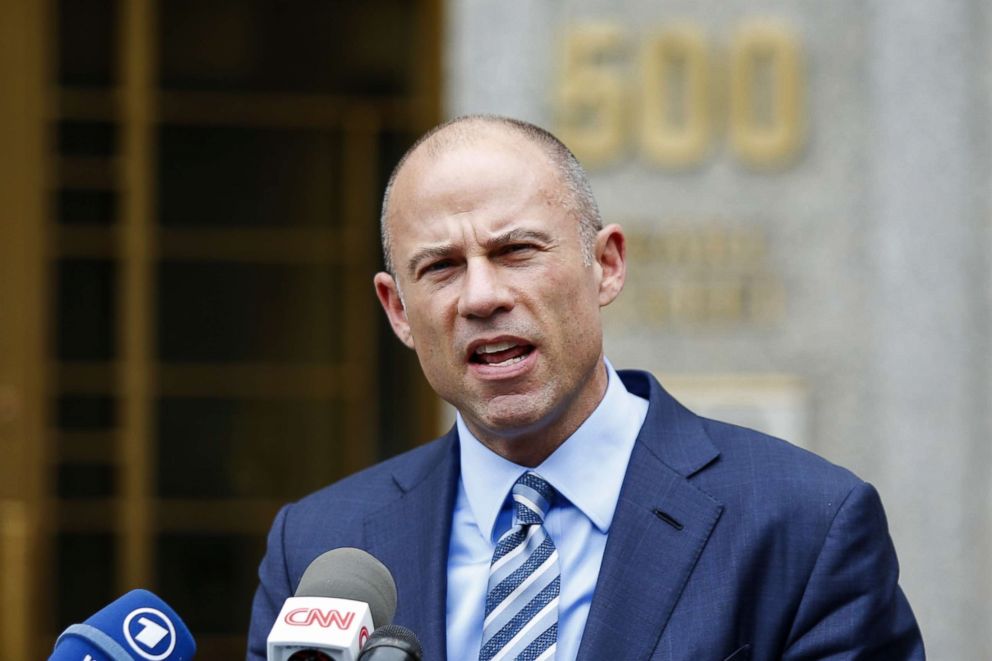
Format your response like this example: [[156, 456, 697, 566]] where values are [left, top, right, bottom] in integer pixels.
[[49, 588, 196, 660], [266, 548, 398, 661], [357, 625, 423, 661]]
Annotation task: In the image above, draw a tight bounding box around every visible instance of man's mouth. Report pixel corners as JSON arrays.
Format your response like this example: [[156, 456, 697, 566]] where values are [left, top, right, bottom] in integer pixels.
[[469, 340, 535, 367]]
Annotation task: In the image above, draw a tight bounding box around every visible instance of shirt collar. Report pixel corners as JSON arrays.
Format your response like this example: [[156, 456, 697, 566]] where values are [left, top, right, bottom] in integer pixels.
[[457, 358, 648, 542]]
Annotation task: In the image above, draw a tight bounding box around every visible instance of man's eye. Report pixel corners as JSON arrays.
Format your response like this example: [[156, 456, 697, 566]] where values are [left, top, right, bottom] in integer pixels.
[[424, 259, 454, 273], [501, 244, 534, 256]]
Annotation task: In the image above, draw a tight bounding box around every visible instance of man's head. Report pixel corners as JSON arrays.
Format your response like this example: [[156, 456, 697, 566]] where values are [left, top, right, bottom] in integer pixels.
[[373, 116, 627, 466], [381, 115, 603, 274]]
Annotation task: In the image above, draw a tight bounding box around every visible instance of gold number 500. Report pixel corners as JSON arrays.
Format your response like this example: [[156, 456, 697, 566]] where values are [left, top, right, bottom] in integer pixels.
[[556, 21, 805, 170]]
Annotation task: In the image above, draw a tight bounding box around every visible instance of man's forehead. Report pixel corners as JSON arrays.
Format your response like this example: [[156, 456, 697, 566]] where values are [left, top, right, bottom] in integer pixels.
[[390, 132, 554, 217], [392, 184, 558, 253]]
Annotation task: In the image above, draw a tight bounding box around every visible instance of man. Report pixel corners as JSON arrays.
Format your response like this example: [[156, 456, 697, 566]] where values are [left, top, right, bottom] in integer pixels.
[[248, 116, 923, 660]]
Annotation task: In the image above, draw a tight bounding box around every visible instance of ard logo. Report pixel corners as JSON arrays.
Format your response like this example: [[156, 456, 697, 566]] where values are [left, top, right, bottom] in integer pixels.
[[122, 607, 177, 661]]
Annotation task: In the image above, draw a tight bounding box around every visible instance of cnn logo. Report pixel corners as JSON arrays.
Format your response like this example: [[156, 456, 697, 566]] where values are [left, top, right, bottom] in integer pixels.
[[284, 608, 356, 630]]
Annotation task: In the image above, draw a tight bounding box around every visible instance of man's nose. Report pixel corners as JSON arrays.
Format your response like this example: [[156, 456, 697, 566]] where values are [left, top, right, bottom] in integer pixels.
[[457, 259, 514, 319]]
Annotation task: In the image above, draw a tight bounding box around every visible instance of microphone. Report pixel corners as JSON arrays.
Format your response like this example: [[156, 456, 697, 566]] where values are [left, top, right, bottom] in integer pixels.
[[357, 625, 423, 661], [266, 548, 398, 661], [49, 588, 196, 660]]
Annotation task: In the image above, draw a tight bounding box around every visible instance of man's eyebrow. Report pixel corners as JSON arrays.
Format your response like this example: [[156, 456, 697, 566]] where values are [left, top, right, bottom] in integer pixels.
[[407, 244, 456, 277], [481, 228, 555, 250], [405, 229, 557, 277]]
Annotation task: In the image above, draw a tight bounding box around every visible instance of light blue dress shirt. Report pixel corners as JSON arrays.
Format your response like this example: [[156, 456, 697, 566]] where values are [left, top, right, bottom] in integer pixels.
[[446, 360, 649, 660]]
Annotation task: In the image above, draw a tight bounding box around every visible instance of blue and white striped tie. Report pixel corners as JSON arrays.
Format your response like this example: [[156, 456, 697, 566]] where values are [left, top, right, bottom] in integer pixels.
[[479, 472, 560, 661]]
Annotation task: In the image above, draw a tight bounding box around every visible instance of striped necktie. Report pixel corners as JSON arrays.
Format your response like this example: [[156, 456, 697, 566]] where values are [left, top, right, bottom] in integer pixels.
[[479, 472, 560, 661]]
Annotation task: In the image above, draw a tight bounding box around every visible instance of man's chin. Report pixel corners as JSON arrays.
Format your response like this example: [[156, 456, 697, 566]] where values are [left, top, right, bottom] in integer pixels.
[[469, 394, 554, 438]]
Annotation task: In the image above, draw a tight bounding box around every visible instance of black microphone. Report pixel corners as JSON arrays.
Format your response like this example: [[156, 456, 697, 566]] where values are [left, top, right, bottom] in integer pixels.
[[266, 548, 399, 661], [357, 624, 424, 661]]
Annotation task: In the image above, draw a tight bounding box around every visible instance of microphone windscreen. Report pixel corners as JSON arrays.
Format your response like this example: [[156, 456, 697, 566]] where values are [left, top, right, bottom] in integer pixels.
[[357, 624, 424, 660], [295, 548, 397, 628], [50, 589, 195, 660]]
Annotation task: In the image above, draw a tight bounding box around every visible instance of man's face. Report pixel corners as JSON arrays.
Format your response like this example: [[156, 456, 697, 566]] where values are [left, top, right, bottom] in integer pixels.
[[374, 128, 625, 459]]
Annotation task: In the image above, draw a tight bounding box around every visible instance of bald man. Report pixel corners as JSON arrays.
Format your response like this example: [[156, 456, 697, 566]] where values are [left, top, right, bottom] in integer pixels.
[[248, 116, 923, 661]]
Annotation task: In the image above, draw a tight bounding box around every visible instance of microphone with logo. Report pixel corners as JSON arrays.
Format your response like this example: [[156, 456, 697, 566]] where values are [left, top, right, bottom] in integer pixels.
[[267, 547, 421, 661], [49, 588, 196, 660]]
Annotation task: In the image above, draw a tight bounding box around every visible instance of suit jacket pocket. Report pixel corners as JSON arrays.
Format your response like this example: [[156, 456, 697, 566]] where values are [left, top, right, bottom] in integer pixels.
[[722, 643, 751, 661]]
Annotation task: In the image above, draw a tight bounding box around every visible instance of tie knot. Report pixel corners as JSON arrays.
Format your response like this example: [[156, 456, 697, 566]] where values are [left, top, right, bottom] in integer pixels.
[[511, 472, 555, 525]]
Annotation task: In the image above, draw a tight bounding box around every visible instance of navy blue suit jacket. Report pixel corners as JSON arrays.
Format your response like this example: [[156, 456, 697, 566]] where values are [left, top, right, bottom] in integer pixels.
[[248, 370, 923, 660]]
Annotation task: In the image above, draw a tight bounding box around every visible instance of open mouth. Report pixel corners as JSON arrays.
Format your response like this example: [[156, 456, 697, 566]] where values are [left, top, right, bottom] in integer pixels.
[[469, 340, 535, 368]]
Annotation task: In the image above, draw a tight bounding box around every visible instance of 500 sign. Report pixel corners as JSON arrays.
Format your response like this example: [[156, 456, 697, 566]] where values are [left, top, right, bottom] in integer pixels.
[[556, 20, 805, 170]]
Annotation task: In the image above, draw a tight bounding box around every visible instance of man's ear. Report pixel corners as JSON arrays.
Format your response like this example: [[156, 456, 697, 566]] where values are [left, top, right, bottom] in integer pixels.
[[374, 272, 416, 349], [595, 224, 627, 307]]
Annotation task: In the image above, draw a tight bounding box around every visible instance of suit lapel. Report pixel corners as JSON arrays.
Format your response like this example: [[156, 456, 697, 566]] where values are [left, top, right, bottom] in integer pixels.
[[360, 371, 722, 661], [577, 371, 725, 661], [363, 431, 460, 661]]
